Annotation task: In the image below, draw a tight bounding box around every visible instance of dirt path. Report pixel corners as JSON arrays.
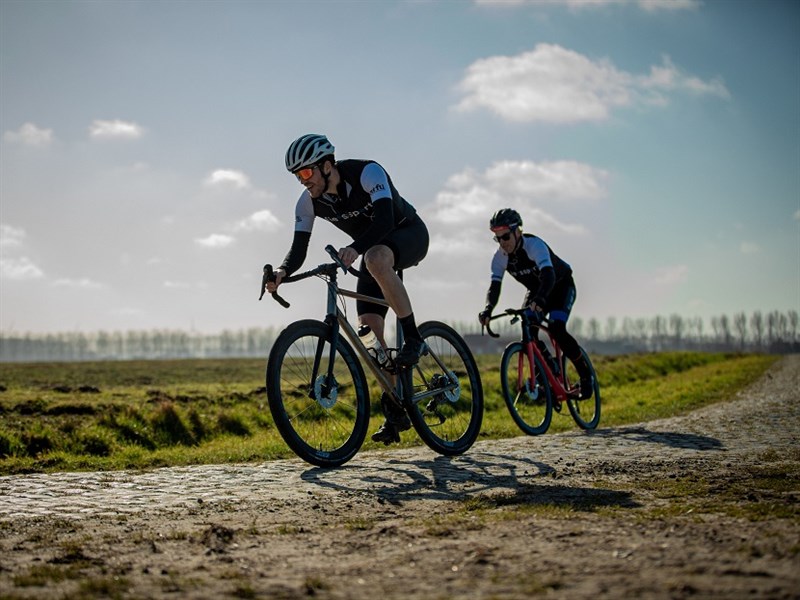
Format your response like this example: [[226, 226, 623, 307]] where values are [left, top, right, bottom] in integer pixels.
[[1, 356, 798, 599]]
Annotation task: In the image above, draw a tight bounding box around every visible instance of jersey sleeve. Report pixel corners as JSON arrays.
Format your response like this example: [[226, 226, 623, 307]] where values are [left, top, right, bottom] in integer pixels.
[[490, 250, 508, 282], [359, 162, 393, 202], [523, 236, 553, 269], [348, 162, 395, 255], [294, 191, 315, 234]]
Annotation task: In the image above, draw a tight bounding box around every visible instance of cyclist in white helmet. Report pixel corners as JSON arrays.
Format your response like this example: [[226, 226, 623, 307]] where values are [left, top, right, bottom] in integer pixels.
[[266, 133, 429, 444]]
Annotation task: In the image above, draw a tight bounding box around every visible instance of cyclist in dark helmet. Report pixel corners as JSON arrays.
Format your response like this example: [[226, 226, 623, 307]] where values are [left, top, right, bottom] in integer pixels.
[[478, 208, 594, 399], [265, 133, 430, 444]]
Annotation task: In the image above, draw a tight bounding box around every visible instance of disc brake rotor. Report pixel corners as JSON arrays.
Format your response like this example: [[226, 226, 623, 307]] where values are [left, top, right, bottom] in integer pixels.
[[313, 374, 338, 409]]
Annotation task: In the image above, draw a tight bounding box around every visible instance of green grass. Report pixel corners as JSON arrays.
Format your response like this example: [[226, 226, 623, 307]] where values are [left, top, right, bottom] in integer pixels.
[[0, 352, 778, 474]]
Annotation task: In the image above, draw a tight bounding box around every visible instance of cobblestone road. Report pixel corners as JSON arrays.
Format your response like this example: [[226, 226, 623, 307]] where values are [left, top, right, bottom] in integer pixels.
[[2, 355, 797, 522]]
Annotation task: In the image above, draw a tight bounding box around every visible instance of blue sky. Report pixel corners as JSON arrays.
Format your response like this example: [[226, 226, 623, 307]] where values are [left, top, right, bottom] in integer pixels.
[[1, 0, 798, 336]]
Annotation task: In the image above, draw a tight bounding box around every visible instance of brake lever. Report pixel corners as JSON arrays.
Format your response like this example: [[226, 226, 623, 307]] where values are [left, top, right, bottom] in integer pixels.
[[259, 264, 290, 308], [324, 244, 348, 274]]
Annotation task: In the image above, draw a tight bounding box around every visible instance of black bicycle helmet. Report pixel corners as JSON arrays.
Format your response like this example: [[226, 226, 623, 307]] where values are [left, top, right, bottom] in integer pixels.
[[285, 134, 335, 173], [490, 208, 522, 231]]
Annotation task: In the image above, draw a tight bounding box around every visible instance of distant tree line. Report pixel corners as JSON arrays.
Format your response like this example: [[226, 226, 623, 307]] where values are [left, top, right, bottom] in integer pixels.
[[0, 328, 278, 363], [0, 310, 797, 362], [459, 309, 799, 356]]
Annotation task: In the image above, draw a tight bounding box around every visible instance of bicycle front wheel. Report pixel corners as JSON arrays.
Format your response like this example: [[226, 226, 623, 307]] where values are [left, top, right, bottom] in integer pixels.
[[401, 321, 483, 456], [500, 342, 553, 435], [266, 319, 370, 467], [563, 348, 601, 430]]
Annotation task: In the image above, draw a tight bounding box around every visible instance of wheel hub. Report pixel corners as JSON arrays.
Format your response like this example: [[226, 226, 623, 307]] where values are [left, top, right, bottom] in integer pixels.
[[430, 372, 460, 404], [313, 375, 338, 409]]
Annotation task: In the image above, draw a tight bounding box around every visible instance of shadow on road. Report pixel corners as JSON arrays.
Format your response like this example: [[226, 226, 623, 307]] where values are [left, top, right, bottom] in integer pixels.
[[587, 426, 724, 451], [299, 452, 639, 510]]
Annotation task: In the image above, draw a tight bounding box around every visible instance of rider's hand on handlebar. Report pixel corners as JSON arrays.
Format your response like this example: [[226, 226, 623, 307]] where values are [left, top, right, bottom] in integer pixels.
[[478, 310, 492, 326], [338, 246, 358, 269], [265, 268, 286, 294]]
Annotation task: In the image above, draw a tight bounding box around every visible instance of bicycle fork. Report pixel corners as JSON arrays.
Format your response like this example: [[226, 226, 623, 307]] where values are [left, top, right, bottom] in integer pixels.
[[518, 344, 543, 401]]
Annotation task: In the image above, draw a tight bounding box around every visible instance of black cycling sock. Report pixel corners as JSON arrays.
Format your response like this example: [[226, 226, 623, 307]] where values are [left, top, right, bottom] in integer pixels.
[[399, 313, 421, 342]]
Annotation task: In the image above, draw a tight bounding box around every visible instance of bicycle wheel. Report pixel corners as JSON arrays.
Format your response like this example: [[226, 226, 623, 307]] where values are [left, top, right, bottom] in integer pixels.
[[500, 342, 553, 435], [400, 321, 483, 456], [266, 319, 370, 467], [563, 348, 601, 430]]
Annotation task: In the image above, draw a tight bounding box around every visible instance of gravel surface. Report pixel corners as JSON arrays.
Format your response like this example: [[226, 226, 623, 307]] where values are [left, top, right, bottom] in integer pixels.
[[0, 354, 798, 599]]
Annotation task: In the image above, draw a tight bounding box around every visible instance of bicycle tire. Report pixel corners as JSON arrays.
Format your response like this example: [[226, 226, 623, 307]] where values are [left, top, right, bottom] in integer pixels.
[[266, 319, 370, 467], [400, 321, 484, 456], [500, 341, 553, 435], [563, 348, 601, 430]]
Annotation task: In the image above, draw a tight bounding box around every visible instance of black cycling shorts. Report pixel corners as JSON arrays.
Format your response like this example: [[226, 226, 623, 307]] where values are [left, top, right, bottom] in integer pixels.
[[356, 216, 429, 318], [524, 276, 577, 323]]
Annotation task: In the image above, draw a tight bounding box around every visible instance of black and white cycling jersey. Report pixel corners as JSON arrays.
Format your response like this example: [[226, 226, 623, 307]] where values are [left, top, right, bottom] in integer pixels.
[[293, 159, 418, 253], [490, 233, 572, 296]]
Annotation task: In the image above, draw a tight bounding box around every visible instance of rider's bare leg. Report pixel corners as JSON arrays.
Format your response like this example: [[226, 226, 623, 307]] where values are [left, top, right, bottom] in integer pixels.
[[363, 245, 413, 319]]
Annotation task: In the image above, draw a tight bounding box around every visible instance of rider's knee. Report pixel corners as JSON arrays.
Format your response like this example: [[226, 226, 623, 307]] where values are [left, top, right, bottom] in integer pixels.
[[364, 245, 394, 275]]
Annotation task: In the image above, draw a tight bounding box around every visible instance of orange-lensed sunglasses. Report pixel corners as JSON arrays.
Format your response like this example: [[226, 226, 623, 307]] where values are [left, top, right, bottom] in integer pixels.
[[294, 165, 317, 182]]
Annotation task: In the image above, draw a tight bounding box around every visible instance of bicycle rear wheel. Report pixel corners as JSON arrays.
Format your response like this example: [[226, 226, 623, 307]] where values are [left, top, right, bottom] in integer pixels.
[[266, 319, 370, 467], [500, 341, 553, 435], [401, 321, 483, 456], [563, 348, 601, 430]]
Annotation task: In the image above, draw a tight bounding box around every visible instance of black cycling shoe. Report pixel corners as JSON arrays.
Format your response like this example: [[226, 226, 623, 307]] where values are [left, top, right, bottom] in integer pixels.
[[579, 376, 594, 400], [395, 337, 427, 368], [380, 393, 411, 431], [371, 421, 401, 445]]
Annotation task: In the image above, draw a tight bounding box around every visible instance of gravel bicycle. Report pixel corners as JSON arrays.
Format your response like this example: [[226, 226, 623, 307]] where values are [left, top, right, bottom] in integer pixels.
[[260, 245, 484, 467], [485, 308, 600, 434]]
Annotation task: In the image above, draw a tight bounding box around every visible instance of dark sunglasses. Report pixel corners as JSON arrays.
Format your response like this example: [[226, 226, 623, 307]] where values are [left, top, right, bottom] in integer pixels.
[[294, 165, 317, 182], [493, 231, 514, 243]]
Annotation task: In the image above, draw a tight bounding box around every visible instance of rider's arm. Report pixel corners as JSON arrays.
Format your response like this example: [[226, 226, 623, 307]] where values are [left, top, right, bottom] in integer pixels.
[[278, 193, 315, 276], [524, 236, 556, 307], [530, 267, 555, 309], [347, 162, 395, 255], [279, 231, 311, 276], [484, 251, 507, 312], [484, 280, 502, 313]]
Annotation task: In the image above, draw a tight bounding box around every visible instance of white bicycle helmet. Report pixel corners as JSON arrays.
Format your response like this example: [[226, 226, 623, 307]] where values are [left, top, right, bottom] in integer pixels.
[[285, 134, 335, 173]]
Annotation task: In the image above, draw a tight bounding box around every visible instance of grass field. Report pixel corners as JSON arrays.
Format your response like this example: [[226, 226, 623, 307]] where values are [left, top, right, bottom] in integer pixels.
[[0, 351, 777, 475]]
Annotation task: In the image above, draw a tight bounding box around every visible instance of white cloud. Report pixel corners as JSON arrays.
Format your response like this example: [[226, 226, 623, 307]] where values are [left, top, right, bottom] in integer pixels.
[[640, 55, 730, 100], [1, 257, 44, 280], [637, 0, 699, 12], [204, 169, 251, 190], [89, 119, 144, 140], [454, 44, 729, 124], [195, 234, 235, 248], [484, 160, 610, 201], [3, 122, 53, 146], [474, 0, 700, 12], [234, 210, 282, 232], [51, 278, 106, 289], [740, 241, 760, 255], [164, 280, 191, 289], [0, 224, 26, 247], [793, 210, 800, 221], [430, 159, 607, 230], [653, 264, 688, 285], [163, 280, 209, 290]]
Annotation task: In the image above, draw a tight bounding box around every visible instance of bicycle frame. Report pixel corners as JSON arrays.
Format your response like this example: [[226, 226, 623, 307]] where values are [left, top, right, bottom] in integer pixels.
[[265, 250, 463, 411], [492, 310, 578, 403]]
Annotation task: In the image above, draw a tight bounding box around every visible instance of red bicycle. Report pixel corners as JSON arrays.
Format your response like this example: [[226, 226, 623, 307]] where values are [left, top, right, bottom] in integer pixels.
[[485, 308, 600, 434]]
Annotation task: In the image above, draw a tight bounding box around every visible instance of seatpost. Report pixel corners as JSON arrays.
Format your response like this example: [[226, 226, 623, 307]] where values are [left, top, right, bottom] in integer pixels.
[[395, 269, 405, 349]]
